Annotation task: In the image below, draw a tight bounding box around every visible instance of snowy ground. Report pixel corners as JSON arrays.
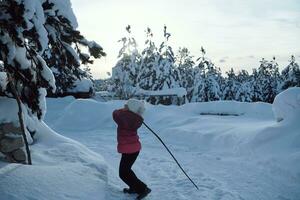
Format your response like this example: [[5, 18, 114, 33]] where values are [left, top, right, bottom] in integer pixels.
[[37, 96, 300, 200]]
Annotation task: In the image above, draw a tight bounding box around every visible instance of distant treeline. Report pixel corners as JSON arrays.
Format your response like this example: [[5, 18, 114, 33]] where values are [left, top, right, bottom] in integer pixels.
[[97, 25, 300, 105]]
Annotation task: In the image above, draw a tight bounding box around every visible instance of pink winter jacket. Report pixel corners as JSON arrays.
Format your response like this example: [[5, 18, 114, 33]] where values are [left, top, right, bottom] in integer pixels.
[[112, 108, 143, 154]]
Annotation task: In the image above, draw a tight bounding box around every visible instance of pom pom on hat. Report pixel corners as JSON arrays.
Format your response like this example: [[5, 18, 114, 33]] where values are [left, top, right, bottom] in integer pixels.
[[125, 99, 145, 115]]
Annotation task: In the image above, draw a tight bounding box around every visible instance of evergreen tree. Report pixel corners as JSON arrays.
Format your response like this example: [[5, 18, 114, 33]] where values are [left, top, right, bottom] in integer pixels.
[[249, 68, 260, 102], [280, 55, 300, 90], [254, 57, 280, 103], [175, 47, 195, 102], [236, 70, 252, 102], [191, 47, 221, 102], [222, 68, 239, 100], [152, 25, 179, 104], [111, 25, 141, 99], [42, 0, 105, 95], [137, 27, 159, 91], [0, 0, 56, 119]]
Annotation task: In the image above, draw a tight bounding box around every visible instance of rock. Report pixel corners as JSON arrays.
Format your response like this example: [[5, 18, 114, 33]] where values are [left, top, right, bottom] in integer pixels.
[[1, 122, 22, 135], [12, 149, 26, 162], [0, 136, 24, 153]]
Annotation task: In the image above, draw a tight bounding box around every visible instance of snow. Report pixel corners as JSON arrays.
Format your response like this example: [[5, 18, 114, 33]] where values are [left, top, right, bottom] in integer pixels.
[[183, 100, 273, 117], [136, 87, 187, 98], [67, 78, 93, 93], [61, 41, 80, 66], [37, 55, 56, 93], [0, 98, 107, 200], [23, 0, 48, 53], [48, 0, 78, 28], [13, 46, 31, 69], [0, 121, 107, 200], [272, 87, 300, 122], [0, 72, 8, 91], [1, 90, 300, 199], [44, 97, 300, 199]]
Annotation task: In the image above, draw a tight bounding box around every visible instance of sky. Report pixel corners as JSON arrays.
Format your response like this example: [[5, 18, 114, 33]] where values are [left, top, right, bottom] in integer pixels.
[[71, 0, 300, 79]]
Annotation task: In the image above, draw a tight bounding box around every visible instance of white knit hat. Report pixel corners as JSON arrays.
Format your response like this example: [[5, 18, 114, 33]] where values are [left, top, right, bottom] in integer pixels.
[[125, 99, 145, 116]]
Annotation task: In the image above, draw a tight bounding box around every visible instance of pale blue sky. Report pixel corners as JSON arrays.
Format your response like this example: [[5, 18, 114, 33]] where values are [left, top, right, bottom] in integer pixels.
[[72, 0, 300, 79]]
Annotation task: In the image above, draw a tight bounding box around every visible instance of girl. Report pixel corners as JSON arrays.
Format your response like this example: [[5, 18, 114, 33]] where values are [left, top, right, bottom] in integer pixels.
[[112, 99, 151, 199]]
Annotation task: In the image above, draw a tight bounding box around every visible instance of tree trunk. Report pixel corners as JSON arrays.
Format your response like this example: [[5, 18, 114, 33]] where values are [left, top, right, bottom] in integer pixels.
[[7, 73, 32, 165]]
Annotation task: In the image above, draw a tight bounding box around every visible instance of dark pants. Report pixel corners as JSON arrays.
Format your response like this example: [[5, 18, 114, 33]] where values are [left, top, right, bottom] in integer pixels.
[[119, 151, 147, 194]]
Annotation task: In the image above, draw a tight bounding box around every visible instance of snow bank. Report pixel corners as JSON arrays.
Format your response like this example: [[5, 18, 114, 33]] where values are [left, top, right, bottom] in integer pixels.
[[181, 100, 273, 118], [272, 87, 300, 122], [0, 121, 108, 200], [136, 87, 187, 97], [0, 96, 108, 200], [67, 78, 94, 93], [49, 99, 123, 132], [50, 97, 274, 133], [0, 97, 38, 144], [43, 97, 300, 199]]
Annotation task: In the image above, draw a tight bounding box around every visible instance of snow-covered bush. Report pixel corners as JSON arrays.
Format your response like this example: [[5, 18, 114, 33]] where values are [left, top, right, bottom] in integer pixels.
[[272, 87, 300, 122]]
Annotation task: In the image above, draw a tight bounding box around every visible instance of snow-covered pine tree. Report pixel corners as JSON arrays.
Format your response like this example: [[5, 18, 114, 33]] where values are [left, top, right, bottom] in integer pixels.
[[191, 47, 222, 102], [151, 25, 180, 105], [111, 25, 141, 99], [222, 68, 239, 100], [137, 27, 159, 91], [42, 0, 105, 96], [250, 68, 262, 102], [235, 70, 252, 102], [280, 55, 300, 90], [175, 47, 195, 102], [0, 0, 56, 119], [254, 57, 280, 103]]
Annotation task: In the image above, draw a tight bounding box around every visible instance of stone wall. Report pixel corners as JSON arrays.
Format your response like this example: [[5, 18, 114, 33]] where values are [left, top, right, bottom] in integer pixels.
[[0, 122, 26, 163]]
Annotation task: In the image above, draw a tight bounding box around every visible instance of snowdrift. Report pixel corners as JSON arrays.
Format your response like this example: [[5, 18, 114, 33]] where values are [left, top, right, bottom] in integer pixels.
[[0, 98, 108, 200], [1, 88, 299, 200], [47, 98, 124, 132], [273, 87, 300, 122], [42, 89, 300, 199]]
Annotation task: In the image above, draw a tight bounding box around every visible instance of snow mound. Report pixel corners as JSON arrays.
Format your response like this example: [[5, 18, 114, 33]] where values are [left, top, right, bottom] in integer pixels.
[[182, 100, 273, 118], [68, 78, 93, 93], [38, 97, 300, 199], [51, 99, 123, 131], [136, 87, 187, 97], [273, 87, 300, 122], [0, 121, 108, 200]]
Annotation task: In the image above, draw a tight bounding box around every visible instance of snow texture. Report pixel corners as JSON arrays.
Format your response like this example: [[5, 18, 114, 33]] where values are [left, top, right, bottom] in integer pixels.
[[273, 87, 300, 122], [67, 78, 93, 93], [0, 99, 107, 200], [0, 72, 8, 91], [47, 0, 78, 28], [1, 92, 299, 200], [43, 96, 299, 200], [136, 87, 187, 98]]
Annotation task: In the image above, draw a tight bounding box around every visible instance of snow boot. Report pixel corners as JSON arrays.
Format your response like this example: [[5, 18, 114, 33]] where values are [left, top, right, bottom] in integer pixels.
[[123, 188, 136, 194], [136, 187, 151, 200]]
